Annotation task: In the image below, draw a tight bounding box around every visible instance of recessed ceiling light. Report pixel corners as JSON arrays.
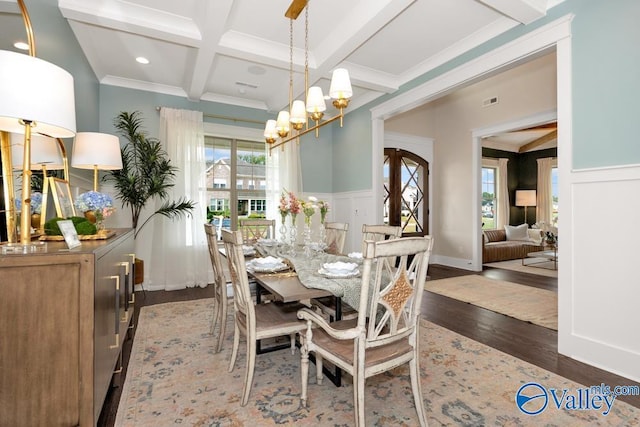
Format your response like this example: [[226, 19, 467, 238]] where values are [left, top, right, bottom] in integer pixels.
[[136, 56, 149, 64], [13, 41, 29, 51]]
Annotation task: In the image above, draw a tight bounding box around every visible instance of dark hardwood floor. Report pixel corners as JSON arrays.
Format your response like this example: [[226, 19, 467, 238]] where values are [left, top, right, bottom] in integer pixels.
[[97, 264, 640, 426]]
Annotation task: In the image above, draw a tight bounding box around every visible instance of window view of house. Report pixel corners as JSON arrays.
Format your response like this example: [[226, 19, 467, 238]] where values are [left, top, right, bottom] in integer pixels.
[[482, 167, 497, 230], [205, 136, 267, 229]]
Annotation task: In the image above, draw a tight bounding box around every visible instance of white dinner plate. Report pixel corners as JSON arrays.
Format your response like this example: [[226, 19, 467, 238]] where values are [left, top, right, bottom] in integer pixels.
[[318, 268, 360, 279]]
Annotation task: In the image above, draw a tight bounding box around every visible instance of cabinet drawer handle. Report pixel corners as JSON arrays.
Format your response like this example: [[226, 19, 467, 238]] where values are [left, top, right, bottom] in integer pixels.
[[119, 261, 129, 275], [110, 275, 120, 349], [109, 333, 120, 350]]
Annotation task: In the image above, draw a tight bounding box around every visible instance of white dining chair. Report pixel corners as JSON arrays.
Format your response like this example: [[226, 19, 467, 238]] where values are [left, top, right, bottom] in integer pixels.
[[298, 235, 434, 426]]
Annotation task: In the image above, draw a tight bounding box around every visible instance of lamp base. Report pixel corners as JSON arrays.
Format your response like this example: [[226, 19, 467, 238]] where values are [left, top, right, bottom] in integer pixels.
[[1, 241, 48, 255]]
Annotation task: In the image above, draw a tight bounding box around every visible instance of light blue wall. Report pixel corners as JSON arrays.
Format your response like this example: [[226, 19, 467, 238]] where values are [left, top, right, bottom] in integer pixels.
[[332, 0, 640, 192], [330, 107, 372, 193], [29, 0, 99, 132], [571, 0, 640, 168]]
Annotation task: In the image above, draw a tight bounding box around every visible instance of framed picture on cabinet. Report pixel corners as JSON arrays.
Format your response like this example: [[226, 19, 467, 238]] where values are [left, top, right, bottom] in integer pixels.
[[49, 177, 76, 218]]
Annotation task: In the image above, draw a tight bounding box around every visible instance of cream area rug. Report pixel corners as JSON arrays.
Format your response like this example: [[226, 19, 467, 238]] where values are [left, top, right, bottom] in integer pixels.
[[425, 275, 558, 330], [115, 299, 639, 426], [485, 258, 558, 278]]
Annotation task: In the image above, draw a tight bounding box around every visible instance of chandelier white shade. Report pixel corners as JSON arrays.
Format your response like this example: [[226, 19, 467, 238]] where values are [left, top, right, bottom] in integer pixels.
[[329, 68, 353, 100], [0, 50, 76, 138], [10, 133, 64, 170], [306, 86, 326, 114]]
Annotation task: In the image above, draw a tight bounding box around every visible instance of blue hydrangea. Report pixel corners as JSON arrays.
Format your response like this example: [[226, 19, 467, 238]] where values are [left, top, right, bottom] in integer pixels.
[[16, 191, 43, 214], [74, 191, 114, 212]]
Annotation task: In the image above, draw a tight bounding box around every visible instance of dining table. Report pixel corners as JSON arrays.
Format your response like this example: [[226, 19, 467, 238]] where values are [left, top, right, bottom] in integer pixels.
[[229, 240, 367, 386]]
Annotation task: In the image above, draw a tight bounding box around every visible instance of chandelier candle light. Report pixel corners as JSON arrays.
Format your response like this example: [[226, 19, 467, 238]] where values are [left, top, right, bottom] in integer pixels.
[[264, 0, 352, 150]]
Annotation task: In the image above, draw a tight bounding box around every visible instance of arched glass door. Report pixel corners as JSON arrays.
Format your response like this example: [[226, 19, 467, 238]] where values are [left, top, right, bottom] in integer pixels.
[[383, 148, 429, 236]]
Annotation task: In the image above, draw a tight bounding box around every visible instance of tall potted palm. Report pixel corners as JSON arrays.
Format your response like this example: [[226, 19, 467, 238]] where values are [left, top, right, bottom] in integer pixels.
[[104, 111, 195, 283]]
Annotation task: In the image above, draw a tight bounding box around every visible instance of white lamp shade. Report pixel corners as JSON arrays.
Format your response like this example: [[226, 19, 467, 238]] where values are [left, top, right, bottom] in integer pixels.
[[71, 132, 122, 170], [515, 189, 537, 207], [289, 100, 306, 124], [275, 110, 290, 133], [329, 68, 352, 99], [263, 120, 277, 138], [10, 133, 64, 170], [306, 86, 327, 112], [0, 50, 76, 137]]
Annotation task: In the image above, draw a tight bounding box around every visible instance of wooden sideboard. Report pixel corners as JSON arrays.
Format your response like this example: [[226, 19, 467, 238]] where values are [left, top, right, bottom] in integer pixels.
[[0, 229, 135, 426]]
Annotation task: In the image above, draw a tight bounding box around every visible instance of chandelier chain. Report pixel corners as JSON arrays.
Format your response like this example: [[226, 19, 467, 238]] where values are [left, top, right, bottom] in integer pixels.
[[289, 17, 294, 109]]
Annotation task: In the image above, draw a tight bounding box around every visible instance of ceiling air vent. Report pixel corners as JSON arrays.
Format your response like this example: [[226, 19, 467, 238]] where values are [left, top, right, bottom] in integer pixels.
[[482, 96, 499, 107], [235, 81, 258, 89]]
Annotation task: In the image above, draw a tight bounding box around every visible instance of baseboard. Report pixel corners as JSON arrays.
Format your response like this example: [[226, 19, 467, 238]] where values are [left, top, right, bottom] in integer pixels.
[[430, 254, 478, 271]]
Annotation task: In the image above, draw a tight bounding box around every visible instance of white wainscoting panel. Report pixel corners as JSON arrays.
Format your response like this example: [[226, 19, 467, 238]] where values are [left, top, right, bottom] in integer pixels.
[[560, 164, 640, 382], [331, 190, 375, 254]]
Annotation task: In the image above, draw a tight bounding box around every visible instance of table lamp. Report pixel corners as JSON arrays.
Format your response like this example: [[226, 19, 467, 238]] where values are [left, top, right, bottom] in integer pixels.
[[0, 47, 76, 244], [71, 132, 122, 191]]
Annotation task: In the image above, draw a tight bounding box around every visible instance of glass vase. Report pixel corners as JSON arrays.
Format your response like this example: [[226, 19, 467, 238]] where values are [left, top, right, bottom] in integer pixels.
[[289, 215, 298, 250], [279, 213, 288, 243]]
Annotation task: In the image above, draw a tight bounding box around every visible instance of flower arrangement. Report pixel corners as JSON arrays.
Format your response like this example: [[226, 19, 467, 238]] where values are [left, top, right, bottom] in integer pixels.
[[288, 191, 301, 225], [279, 191, 289, 223], [302, 196, 317, 226], [318, 200, 330, 224], [16, 192, 43, 215], [75, 191, 114, 213]]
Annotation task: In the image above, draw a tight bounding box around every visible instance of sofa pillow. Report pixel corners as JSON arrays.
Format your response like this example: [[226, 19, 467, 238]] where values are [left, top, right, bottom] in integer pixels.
[[504, 224, 529, 241], [527, 228, 543, 244]]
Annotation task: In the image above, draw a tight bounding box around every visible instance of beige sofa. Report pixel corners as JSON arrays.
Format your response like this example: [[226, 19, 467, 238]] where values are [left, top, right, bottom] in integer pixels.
[[482, 228, 543, 263]]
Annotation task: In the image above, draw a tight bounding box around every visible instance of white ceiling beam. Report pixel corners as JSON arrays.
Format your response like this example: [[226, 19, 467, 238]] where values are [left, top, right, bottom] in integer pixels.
[[476, 0, 546, 25], [185, 0, 233, 101], [59, 0, 201, 47]]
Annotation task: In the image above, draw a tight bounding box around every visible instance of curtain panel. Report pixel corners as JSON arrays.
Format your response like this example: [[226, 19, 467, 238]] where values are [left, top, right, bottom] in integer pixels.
[[144, 107, 208, 290]]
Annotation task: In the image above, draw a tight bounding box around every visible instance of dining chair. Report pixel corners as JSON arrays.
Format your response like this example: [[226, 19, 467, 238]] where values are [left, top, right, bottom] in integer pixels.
[[239, 218, 276, 245], [204, 223, 230, 352], [324, 221, 349, 255], [361, 223, 402, 244], [312, 224, 403, 322], [298, 235, 434, 427], [221, 229, 305, 406]]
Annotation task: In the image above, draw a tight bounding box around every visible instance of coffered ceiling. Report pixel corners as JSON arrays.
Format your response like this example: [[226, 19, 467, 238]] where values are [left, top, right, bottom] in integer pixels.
[[1, 0, 564, 114]]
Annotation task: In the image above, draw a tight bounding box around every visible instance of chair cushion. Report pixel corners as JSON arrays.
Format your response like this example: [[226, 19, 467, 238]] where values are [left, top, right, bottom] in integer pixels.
[[311, 319, 414, 370]]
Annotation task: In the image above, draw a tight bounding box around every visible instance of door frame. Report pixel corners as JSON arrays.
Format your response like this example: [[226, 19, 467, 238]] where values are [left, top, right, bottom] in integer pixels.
[[370, 14, 572, 271]]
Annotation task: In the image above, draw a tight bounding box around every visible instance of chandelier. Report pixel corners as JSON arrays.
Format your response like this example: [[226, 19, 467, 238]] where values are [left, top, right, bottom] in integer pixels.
[[264, 0, 352, 150]]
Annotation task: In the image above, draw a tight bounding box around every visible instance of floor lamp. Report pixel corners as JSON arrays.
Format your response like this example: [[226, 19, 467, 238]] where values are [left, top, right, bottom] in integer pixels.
[[515, 189, 536, 225], [0, 0, 76, 246]]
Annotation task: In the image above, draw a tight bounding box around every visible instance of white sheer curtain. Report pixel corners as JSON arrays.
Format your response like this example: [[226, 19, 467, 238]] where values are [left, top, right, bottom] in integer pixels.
[[266, 141, 302, 232], [145, 107, 208, 290], [497, 158, 509, 229], [536, 157, 554, 225]]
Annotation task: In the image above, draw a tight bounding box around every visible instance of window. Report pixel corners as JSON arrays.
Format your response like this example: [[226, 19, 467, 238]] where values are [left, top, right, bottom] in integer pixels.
[[481, 166, 496, 230], [205, 136, 266, 226]]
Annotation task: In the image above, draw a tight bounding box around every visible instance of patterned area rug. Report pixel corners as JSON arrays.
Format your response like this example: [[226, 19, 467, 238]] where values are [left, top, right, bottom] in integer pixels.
[[425, 275, 558, 330], [485, 258, 558, 278], [115, 299, 639, 426]]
